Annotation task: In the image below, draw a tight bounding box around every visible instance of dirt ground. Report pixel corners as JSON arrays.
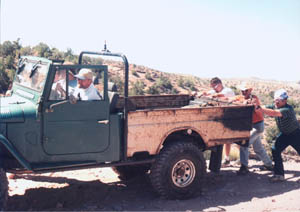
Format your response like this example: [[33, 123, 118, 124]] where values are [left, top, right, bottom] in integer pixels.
[[6, 154, 300, 211]]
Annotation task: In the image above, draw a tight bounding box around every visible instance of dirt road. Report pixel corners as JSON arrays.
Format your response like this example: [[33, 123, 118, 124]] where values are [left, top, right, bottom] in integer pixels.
[[6, 156, 300, 211]]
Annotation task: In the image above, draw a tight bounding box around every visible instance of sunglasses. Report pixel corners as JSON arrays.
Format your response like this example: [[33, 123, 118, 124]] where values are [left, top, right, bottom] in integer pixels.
[[211, 83, 219, 89]]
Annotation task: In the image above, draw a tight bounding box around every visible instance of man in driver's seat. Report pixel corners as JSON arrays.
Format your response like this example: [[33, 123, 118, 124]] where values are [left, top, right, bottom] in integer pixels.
[[74, 68, 102, 101]]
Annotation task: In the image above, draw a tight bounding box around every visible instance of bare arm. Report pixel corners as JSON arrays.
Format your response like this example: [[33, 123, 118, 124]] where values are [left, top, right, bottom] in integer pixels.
[[260, 107, 282, 117]]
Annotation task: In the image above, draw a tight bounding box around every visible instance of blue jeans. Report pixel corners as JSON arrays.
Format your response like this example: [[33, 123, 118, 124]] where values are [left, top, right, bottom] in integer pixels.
[[240, 121, 272, 167], [272, 128, 300, 176]]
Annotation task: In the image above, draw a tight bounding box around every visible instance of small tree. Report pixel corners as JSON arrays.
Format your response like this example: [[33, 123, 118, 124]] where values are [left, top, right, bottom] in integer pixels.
[[33, 42, 52, 58]]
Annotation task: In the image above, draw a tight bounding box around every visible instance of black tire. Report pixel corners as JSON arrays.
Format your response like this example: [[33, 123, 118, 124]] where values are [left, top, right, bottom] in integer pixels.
[[112, 164, 151, 180], [0, 169, 8, 211], [150, 141, 206, 199]]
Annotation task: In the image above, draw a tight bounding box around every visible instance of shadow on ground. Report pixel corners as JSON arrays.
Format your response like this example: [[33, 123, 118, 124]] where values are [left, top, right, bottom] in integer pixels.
[[6, 167, 300, 211]]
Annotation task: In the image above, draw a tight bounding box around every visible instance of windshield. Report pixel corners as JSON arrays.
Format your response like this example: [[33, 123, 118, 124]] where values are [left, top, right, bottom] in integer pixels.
[[14, 60, 48, 92]]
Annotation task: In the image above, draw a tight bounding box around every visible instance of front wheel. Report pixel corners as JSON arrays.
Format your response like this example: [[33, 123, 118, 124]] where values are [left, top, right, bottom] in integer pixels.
[[0, 168, 8, 211], [150, 141, 206, 199]]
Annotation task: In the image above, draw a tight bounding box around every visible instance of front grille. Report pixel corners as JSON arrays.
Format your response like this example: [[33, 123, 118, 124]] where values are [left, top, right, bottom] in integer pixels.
[[0, 108, 12, 120]]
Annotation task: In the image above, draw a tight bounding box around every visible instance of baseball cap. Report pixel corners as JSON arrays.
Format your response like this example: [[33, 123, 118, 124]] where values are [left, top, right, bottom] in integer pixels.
[[274, 89, 288, 100], [238, 81, 252, 91], [75, 68, 93, 80]]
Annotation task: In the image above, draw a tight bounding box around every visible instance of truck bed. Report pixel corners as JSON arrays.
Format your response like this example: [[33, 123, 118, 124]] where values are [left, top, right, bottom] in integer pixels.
[[127, 102, 254, 157]]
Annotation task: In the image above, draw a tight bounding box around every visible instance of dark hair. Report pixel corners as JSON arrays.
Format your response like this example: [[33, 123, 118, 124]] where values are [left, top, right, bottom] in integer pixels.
[[210, 77, 222, 85]]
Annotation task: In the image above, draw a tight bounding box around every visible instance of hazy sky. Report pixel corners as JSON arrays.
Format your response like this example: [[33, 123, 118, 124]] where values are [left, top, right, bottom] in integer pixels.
[[1, 0, 299, 81]]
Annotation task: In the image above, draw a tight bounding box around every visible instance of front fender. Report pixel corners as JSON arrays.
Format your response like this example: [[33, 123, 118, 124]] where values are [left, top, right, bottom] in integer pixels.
[[0, 134, 32, 170]]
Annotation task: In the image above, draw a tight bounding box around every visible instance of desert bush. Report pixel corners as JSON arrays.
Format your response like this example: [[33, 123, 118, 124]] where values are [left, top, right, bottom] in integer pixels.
[[146, 84, 160, 94], [288, 98, 300, 116], [184, 78, 197, 91], [129, 80, 145, 95], [171, 87, 179, 94], [265, 125, 279, 144], [177, 77, 185, 88], [131, 69, 139, 77], [145, 72, 153, 81], [230, 86, 239, 95], [110, 75, 124, 94], [156, 75, 173, 91], [259, 93, 273, 105]]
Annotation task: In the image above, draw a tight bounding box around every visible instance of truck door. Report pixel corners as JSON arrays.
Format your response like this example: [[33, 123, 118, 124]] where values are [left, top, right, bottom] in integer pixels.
[[42, 65, 110, 155]]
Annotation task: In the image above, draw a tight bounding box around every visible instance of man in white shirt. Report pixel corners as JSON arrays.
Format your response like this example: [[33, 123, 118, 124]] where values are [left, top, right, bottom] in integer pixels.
[[207, 77, 235, 98], [206, 77, 236, 166], [74, 68, 102, 101]]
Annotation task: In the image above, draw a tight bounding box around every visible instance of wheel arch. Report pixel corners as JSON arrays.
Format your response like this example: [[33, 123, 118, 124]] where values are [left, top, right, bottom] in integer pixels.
[[156, 127, 207, 154]]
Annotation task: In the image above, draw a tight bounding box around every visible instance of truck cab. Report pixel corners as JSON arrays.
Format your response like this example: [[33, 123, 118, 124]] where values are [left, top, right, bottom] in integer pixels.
[[0, 55, 124, 173]]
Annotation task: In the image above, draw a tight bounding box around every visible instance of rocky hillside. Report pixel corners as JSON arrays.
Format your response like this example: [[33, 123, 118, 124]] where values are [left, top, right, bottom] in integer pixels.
[[104, 60, 300, 105]]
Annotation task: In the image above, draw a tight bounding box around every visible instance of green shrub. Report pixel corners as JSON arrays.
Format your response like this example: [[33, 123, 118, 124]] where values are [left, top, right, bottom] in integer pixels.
[[131, 69, 139, 77], [171, 87, 179, 94], [184, 78, 197, 91], [145, 72, 153, 81], [177, 77, 185, 88], [146, 84, 160, 94], [129, 80, 145, 95], [156, 75, 173, 92], [265, 125, 279, 144], [110, 75, 124, 94], [230, 86, 239, 95], [288, 98, 300, 115]]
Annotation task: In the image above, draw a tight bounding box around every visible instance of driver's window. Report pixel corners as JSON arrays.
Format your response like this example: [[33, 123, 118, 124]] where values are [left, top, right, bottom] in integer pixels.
[[72, 68, 104, 101], [49, 70, 67, 101]]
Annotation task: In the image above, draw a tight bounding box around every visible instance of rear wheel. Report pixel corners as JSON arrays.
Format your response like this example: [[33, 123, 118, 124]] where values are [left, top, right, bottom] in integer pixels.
[[112, 164, 151, 180], [0, 169, 8, 211], [150, 141, 206, 199]]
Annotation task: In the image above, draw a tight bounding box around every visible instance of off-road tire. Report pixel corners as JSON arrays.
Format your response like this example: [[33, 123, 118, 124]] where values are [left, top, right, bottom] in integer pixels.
[[112, 164, 151, 180], [150, 141, 206, 199], [0, 169, 8, 211]]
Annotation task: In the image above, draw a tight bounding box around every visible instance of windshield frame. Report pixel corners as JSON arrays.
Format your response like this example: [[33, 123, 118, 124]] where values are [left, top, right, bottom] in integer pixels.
[[14, 57, 50, 93], [11, 56, 51, 102]]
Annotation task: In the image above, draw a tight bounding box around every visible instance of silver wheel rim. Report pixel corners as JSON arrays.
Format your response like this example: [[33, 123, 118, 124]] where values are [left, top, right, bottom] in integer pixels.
[[171, 159, 196, 187]]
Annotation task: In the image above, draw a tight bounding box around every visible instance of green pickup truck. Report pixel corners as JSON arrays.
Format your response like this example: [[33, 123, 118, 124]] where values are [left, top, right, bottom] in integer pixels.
[[0, 50, 253, 209]]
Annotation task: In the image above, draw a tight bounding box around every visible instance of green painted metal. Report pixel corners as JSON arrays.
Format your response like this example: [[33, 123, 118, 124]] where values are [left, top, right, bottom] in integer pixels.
[[0, 134, 32, 170], [0, 56, 124, 172], [0, 95, 37, 123]]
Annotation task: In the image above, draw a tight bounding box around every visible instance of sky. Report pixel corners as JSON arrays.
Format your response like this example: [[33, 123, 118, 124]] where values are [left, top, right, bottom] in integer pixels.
[[1, 0, 300, 81]]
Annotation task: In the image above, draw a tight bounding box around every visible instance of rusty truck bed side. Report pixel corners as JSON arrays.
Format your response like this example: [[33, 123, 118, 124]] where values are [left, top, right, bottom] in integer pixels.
[[127, 105, 253, 157]]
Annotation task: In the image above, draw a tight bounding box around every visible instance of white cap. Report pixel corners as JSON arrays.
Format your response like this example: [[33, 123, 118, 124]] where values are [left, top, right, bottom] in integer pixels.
[[274, 89, 288, 100], [75, 69, 93, 80], [238, 81, 252, 91]]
